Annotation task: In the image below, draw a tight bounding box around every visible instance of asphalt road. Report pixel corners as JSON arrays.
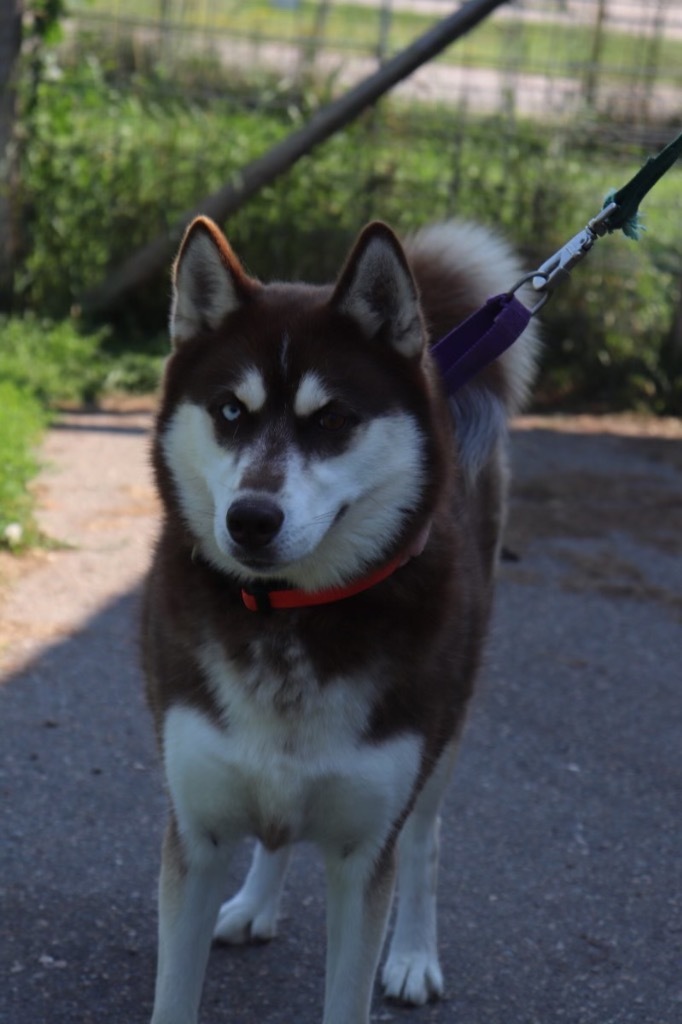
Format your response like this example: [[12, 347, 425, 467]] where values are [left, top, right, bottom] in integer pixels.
[[1, 411, 681, 1024]]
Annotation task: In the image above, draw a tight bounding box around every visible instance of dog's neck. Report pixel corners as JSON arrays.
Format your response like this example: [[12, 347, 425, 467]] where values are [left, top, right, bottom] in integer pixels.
[[191, 522, 432, 614]]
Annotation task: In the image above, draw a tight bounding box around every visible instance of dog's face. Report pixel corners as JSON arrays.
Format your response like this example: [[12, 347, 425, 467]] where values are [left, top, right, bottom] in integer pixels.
[[158, 218, 438, 589]]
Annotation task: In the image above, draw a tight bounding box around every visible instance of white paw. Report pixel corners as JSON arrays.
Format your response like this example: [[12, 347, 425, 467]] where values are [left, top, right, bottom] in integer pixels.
[[382, 951, 444, 1005], [213, 893, 279, 945]]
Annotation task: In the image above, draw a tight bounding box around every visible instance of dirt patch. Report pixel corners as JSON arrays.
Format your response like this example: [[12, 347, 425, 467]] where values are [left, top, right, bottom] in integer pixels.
[[0, 408, 158, 676], [0, 549, 49, 590], [515, 413, 682, 441]]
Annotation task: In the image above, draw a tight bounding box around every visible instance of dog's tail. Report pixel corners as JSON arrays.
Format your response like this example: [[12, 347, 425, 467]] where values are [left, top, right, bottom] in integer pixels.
[[405, 220, 541, 479]]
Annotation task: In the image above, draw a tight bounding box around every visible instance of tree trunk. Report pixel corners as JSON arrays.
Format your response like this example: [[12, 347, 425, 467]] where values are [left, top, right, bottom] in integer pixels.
[[0, 0, 23, 312]]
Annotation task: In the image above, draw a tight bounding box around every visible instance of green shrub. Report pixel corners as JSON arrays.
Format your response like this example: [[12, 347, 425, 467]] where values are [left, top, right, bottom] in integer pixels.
[[17, 59, 290, 318], [0, 382, 47, 549], [0, 314, 111, 403], [539, 241, 682, 412], [12, 48, 682, 412]]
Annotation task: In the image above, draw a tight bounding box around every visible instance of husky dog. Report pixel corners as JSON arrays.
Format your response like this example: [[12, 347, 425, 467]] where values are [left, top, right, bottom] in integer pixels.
[[142, 215, 539, 1024]]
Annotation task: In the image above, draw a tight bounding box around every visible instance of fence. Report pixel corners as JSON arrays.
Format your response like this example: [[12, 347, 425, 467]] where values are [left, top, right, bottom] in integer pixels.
[[62, 1, 682, 128], [7, 0, 682, 407]]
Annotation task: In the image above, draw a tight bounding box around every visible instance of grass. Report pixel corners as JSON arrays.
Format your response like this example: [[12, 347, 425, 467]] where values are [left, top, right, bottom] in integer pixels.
[[0, 315, 163, 550], [0, 316, 101, 550], [0, 383, 48, 550]]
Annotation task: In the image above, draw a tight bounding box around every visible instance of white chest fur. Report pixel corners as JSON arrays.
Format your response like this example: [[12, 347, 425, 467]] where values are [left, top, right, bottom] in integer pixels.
[[163, 641, 421, 859]]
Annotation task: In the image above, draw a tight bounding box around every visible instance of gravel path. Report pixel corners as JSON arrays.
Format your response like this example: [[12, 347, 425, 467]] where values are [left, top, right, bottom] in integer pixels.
[[1, 406, 681, 1024]]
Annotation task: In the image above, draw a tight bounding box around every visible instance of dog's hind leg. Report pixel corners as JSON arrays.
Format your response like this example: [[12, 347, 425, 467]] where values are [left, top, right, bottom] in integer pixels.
[[322, 841, 397, 1024], [151, 816, 234, 1024], [381, 738, 458, 1005], [213, 842, 292, 944]]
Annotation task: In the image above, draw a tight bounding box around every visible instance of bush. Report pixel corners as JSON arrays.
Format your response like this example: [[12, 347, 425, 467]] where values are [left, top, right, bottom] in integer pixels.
[[12, 49, 682, 412], [539, 242, 682, 412], [0, 314, 111, 403], [0, 314, 164, 400], [17, 59, 290, 320], [0, 382, 47, 549]]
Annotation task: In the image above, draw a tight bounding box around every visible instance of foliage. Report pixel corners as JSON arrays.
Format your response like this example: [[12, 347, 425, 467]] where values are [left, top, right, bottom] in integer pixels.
[[0, 381, 47, 549], [539, 246, 682, 412], [12, 39, 682, 413], [0, 314, 162, 549], [0, 314, 109, 402], [0, 314, 164, 401], [6, 4, 679, 558], [17, 58, 289, 320]]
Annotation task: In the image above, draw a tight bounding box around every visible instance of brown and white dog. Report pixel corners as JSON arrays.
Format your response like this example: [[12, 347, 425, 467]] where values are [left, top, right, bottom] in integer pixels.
[[142, 216, 539, 1024]]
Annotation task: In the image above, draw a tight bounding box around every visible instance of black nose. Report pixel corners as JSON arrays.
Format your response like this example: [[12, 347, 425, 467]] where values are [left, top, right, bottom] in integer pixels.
[[227, 497, 284, 550]]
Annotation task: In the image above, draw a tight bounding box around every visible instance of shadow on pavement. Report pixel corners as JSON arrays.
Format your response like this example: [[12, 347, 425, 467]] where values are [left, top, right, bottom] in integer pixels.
[[51, 410, 151, 437], [2, 423, 681, 1023]]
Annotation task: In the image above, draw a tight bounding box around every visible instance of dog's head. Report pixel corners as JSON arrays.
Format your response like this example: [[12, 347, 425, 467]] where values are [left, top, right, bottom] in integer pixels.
[[156, 216, 443, 589]]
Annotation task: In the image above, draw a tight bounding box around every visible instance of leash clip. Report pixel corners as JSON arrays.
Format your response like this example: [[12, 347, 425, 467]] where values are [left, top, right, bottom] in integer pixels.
[[530, 201, 618, 295], [509, 270, 549, 315]]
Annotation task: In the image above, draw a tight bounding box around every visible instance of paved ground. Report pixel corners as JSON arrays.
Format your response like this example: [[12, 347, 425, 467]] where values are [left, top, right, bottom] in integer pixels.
[[1, 406, 681, 1024]]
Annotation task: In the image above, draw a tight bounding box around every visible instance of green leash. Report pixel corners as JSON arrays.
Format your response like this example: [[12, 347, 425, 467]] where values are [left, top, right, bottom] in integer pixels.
[[602, 129, 682, 240], [531, 129, 682, 302]]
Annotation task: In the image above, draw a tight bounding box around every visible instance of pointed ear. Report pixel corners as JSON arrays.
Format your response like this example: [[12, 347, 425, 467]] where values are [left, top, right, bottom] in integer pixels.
[[170, 216, 253, 347], [332, 222, 424, 357]]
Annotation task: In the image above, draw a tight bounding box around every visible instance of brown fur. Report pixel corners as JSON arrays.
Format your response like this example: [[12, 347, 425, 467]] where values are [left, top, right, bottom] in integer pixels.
[[141, 216, 537, 1024]]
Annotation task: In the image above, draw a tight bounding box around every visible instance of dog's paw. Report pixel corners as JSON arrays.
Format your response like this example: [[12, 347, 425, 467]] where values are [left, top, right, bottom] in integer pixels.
[[382, 951, 444, 1005], [213, 893, 279, 945]]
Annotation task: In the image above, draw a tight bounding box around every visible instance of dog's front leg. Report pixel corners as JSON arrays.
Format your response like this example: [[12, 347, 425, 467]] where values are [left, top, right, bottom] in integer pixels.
[[151, 816, 234, 1024], [382, 738, 458, 1005], [322, 842, 397, 1024]]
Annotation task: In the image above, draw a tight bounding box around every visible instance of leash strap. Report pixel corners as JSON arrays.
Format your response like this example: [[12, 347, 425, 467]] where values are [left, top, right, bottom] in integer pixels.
[[431, 291, 532, 394]]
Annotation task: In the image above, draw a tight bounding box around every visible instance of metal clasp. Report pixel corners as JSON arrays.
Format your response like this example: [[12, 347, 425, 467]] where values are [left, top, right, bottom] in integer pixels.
[[509, 270, 550, 315], [530, 200, 618, 296], [508, 201, 619, 317]]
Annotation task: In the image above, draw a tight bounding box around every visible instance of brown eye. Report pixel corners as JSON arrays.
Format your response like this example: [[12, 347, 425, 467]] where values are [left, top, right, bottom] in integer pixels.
[[317, 409, 348, 432]]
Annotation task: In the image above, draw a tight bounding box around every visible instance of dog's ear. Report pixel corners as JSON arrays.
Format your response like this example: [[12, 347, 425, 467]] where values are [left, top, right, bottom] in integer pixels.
[[170, 216, 253, 347], [332, 222, 424, 357]]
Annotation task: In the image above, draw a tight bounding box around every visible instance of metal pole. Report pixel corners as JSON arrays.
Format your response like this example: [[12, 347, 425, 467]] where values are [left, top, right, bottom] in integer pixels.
[[82, 0, 511, 317]]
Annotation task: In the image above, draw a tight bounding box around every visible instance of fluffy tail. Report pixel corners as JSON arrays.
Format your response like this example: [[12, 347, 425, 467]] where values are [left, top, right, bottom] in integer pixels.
[[404, 220, 541, 478]]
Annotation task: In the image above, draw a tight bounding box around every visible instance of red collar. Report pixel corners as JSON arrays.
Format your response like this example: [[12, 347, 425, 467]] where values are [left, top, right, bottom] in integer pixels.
[[241, 551, 407, 613]]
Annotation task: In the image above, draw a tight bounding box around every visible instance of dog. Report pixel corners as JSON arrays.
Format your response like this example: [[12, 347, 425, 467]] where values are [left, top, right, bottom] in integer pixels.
[[142, 214, 539, 1024]]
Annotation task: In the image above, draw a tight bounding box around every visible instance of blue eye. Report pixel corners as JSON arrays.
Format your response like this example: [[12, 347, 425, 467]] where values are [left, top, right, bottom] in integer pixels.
[[221, 401, 243, 422]]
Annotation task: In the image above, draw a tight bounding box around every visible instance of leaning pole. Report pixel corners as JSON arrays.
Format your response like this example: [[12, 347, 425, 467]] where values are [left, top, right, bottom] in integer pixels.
[[81, 0, 511, 318]]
